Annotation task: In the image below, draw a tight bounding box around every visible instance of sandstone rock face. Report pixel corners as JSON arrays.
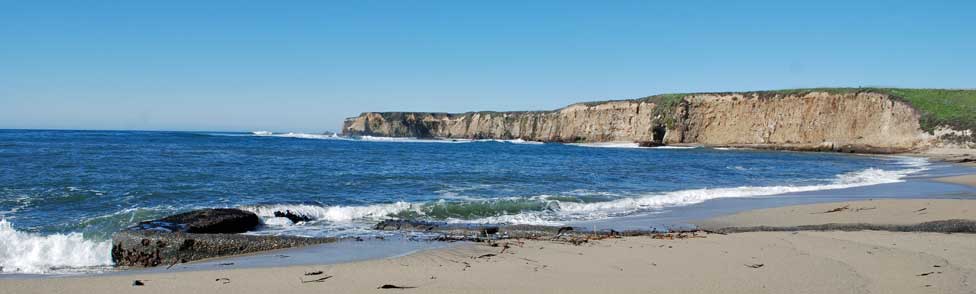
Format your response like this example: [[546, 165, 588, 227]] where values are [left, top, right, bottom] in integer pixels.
[[665, 92, 925, 152], [343, 100, 661, 143], [343, 91, 962, 153]]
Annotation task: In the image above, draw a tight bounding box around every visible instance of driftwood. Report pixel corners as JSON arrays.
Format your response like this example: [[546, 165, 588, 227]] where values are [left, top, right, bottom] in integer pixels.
[[301, 275, 333, 283], [378, 284, 416, 289], [822, 205, 850, 213]]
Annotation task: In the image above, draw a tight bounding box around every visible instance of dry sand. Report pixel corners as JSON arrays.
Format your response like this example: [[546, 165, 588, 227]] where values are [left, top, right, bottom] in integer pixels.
[[4, 198, 976, 294]]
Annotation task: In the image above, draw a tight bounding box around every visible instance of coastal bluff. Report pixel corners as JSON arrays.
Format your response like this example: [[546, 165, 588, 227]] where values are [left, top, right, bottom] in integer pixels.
[[342, 89, 976, 154]]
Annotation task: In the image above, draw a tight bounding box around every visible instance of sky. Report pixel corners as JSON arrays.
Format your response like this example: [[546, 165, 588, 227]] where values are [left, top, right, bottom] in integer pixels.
[[1, 1, 974, 132]]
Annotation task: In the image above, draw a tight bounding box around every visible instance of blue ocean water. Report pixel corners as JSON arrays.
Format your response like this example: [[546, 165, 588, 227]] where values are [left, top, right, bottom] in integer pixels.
[[0, 129, 932, 273]]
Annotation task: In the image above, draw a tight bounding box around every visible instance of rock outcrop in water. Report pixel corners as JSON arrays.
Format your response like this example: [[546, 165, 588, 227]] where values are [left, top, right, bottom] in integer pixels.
[[150, 208, 260, 234], [342, 90, 973, 154], [112, 208, 334, 267]]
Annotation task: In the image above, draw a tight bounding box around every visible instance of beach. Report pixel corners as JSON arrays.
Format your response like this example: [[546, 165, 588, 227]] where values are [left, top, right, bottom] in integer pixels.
[[5, 192, 976, 293], [4, 1, 976, 292]]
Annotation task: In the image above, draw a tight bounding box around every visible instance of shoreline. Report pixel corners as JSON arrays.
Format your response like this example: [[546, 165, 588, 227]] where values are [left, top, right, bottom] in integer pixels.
[[0, 154, 976, 284], [4, 198, 976, 293]]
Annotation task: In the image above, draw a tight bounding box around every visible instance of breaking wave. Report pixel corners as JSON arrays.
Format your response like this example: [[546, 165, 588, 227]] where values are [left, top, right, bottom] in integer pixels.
[[239, 157, 928, 227], [567, 142, 641, 148], [567, 142, 700, 149], [250, 132, 543, 145], [0, 219, 113, 274]]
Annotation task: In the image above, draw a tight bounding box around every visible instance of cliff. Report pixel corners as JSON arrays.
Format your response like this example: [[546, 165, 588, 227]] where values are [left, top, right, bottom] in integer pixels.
[[342, 89, 976, 154]]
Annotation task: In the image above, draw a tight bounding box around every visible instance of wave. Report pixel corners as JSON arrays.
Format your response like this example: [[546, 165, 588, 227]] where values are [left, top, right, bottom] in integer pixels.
[[237, 157, 928, 226], [254, 132, 345, 140], [241, 202, 420, 223], [250, 132, 545, 145], [554, 166, 922, 218], [357, 136, 544, 145], [649, 145, 700, 149], [567, 142, 641, 148], [473, 138, 545, 145], [358, 136, 467, 143], [567, 142, 699, 149], [0, 219, 113, 274]]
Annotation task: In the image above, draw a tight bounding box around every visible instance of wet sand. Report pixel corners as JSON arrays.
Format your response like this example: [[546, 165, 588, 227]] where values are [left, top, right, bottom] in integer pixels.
[[4, 198, 976, 294], [934, 174, 976, 188], [694, 198, 976, 229]]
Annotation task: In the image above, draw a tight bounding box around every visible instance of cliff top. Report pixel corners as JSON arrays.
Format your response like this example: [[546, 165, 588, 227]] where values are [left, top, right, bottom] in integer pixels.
[[353, 88, 976, 133], [577, 88, 976, 132]]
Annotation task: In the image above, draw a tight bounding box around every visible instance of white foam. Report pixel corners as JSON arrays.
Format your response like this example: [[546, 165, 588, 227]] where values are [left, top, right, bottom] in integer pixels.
[[712, 147, 753, 150], [445, 213, 564, 226], [252, 132, 546, 145], [553, 158, 928, 218], [473, 138, 545, 145], [241, 202, 420, 224], [359, 136, 465, 143], [273, 132, 344, 140], [244, 157, 929, 227], [567, 142, 641, 148], [0, 219, 112, 274], [649, 145, 699, 149]]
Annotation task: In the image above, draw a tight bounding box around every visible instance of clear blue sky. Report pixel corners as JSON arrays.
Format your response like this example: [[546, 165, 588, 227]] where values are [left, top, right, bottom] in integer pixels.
[[1, 1, 973, 132]]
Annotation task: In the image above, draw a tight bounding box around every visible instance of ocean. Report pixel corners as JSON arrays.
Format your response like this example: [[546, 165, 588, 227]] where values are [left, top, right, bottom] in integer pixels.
[[0, 129, 965, 274]]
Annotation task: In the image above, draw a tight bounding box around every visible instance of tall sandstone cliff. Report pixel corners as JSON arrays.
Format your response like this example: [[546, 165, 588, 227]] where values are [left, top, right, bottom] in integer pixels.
[[342, 91, 966, 153]]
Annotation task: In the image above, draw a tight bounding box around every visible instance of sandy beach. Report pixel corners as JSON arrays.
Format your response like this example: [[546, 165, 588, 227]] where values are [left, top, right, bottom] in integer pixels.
[[4, 194, 976, 294], [4, 1, 976, 292], [935, 174, 976, 187]]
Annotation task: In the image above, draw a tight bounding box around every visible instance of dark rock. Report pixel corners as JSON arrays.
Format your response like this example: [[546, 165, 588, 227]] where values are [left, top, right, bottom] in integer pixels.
[[637, 141, 665, 147], [113, 208, 332, 267], [483, 226, 499, 235], [111, 230, 336, 267], [373, 220, 580, 240], [273, 210, 312, 223], [153, 208, 260, 234], [373, 219, 439, 231]]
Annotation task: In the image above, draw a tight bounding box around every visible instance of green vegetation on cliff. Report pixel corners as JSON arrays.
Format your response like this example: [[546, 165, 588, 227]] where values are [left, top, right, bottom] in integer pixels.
[[880, 88, 976, 132], [613, 88, 976, 133], [760, 88, 976, 132]]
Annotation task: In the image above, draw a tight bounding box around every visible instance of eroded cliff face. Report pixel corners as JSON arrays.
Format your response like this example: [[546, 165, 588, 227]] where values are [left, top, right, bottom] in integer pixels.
[[664, 92, 925, 152], [343, 100, 664, 143], [342, 91, 961, 153]]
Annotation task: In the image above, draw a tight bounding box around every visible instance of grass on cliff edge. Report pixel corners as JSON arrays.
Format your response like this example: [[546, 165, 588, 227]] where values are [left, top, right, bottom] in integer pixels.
[[625, 88, 975, 133], [880, 88, 976, 132], [768, 88, 976, 132]]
